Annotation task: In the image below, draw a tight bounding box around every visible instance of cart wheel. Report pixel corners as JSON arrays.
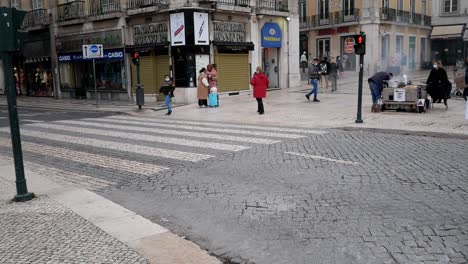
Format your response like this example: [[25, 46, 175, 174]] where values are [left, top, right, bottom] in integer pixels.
[[418, 106, 425, 113]]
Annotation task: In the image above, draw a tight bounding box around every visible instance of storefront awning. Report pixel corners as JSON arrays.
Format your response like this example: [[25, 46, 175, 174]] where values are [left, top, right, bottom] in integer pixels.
[[125, 42, 170, 53], [431, 24, 465, 39]]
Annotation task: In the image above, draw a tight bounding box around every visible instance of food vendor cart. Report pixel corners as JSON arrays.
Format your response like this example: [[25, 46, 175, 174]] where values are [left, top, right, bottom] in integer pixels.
[[381, 81, 430, 113]]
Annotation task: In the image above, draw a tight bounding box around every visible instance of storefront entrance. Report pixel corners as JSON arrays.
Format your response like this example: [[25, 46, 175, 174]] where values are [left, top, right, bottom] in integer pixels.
[[261, 22, 282, 89], [263, 48, 279, 89]]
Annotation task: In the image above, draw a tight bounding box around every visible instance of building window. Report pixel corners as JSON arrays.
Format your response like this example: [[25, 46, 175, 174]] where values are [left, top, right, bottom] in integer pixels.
[[397, 0, 403, 11], [444, 0, 458, 13], [382, 0, 389, 9], [317, 38, 330, 60], [422, 0, 426, 16], [11, 0, 20, 8], [343, 0, 355, 16], [299, 0, 307, 23], [396, 35, 404, 54], [319, 0, 330, 20], [32, 0, 44, 10]]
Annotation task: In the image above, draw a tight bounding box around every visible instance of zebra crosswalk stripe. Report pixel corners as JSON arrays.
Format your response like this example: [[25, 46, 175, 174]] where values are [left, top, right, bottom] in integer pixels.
[[108, 116, 327, 135], [54, 119, 281, 145], [0, 128, 213, 163], [93, 117, 306, 139], [0, 138, 168, 176], [27, 122, 250, 152]]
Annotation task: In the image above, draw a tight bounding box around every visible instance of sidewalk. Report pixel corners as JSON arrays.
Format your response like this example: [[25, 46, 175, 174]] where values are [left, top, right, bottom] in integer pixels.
[[0, 159, 220, 264], [138, 74, 468, 138]]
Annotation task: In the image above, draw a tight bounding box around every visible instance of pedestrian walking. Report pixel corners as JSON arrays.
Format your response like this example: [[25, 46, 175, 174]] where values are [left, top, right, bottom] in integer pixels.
[[336, 56, 344, 73], [301, 52, 308, 73], [426, 60, 450, 109], [159, 75, 175, 115], [206, 64, 218, 88], [368, 71, 393, 112], [306, 58, 321, 102], [329, 58, 338, 92], [320, 57, 330, 90], [197, 68, 209, 108], [250, 66, 269, 115]]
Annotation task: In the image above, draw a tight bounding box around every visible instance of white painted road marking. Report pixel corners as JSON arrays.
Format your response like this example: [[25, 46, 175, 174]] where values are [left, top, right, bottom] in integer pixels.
[[285, 152, 359, 165], [29, 122, 250, 152], [103, 116, 306, 139], [0, 128, 213, 162], [61, 119, 282, 145], [0, 138, 168, 176], [108, 116, 327, 135]]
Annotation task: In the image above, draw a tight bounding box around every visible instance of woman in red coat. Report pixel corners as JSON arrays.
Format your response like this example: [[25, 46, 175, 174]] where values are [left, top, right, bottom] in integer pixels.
[[250, 66, 269, 115]]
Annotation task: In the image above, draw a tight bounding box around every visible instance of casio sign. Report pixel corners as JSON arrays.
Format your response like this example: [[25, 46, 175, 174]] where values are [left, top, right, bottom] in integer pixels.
[[108, 51, 123, 59], [59, 55, 71, 61]]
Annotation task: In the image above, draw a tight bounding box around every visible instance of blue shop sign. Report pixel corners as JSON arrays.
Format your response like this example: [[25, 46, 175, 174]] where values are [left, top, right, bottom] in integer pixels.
[[58, 49, 124, 62], [261, 23, 282, 48]]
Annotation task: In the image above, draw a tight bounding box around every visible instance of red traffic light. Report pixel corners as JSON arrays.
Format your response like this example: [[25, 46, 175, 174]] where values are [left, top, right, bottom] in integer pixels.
[[133, 52, 139, 59], [357, 36, 363, 44]]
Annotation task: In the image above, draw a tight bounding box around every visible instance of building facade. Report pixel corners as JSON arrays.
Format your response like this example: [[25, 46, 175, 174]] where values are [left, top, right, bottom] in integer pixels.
[[300, 0, 432, 75], [1, 0, 300, 103], [430, 0, 468, 66]]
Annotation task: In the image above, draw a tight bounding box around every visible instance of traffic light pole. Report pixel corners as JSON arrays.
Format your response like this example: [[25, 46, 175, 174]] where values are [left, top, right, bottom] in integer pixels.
[[93, 59, 98, 108], [2, 52, 33, 202], [135, 56, 144, 110], [355, 54, 364, 124]]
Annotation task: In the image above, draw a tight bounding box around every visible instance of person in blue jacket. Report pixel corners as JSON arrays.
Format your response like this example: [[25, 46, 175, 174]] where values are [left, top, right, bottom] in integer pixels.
[[368, 71, 393, 112]]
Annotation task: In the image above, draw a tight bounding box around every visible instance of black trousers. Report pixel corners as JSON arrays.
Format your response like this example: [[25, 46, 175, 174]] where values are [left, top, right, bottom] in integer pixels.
[[256, 98, 264, 113], [198, 99, 208, 107]]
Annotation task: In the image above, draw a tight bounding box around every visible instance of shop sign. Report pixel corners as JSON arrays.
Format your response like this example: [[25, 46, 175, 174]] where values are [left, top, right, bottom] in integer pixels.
[[56, 30, 123, 52], [194, 12, 209, 45], [344, 37, 355, 54], [213, 22, 245, 42], [261, 23, 282, 48], [170, 13, 185, 46], [394, 88, 406, 102], [318, 29, 335, 35], [59, 49, 124, 62], [134, 22, 168, 46]]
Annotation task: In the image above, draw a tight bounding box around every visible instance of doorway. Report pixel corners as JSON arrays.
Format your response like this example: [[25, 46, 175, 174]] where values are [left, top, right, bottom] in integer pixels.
[[317, 38, 331, 60], [263, 48, 279, 88]]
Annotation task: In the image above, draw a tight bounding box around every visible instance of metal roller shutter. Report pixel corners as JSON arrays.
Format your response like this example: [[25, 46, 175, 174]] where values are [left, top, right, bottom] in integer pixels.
[[131, 55, 156, 94], [215, 54, 249, 93], [154, 55, 170, 101]]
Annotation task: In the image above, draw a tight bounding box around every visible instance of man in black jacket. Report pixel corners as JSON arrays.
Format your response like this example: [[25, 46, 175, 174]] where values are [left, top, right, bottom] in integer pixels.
[[306, 58, 322, 102], [464, 59, 468, 101]]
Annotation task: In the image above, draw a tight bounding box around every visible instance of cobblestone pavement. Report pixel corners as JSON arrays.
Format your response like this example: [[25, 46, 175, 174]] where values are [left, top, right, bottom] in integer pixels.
[[0, 178, 147, 264], [0, 115, 466, 263]]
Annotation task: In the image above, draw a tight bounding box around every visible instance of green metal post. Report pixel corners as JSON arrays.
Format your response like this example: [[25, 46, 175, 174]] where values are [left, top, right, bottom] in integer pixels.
[[136, 62, 141, 85], [355, 54, 364, 124], [2, 52, 33, 202]]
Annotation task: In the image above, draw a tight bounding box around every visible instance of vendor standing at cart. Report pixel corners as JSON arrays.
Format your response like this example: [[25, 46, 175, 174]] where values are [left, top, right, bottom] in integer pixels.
[[368, 71, 393, 112]]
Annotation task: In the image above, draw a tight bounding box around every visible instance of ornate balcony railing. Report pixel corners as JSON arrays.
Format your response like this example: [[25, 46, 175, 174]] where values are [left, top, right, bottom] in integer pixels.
[[89, 0, 121, 16], [380, 8, 431, 27], [256, 0, 289, 12], [22, 9, 49, 28], [334, 9, 360, 24], [218, 0, 250, 7], [57, 1, 86, 21], [128, 0, 168, 9]]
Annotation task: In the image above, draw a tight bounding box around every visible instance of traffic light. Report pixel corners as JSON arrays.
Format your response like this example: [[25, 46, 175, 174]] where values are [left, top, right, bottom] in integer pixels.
[[132, 52, 140, 65], [0, 7, 28, 52], [353, 33, 366, 55]]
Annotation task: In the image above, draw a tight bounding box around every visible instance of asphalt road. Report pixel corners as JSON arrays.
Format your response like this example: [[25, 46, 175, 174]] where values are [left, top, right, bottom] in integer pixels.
[[0, 114, 466, 264]]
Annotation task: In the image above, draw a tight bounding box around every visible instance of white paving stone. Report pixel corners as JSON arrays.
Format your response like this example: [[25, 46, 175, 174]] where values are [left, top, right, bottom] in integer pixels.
[[102, 116, 306, 139], [0, 138, 168, 176], [108, 116, 327, 135], [67, 118, 281, 145], [0, 128, 213, 162], [27, 122, 249, 152]]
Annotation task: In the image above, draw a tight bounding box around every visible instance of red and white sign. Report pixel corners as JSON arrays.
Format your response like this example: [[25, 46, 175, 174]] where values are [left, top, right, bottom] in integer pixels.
[[170, 13, 185, 46], [344, 37, 355, 54]]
